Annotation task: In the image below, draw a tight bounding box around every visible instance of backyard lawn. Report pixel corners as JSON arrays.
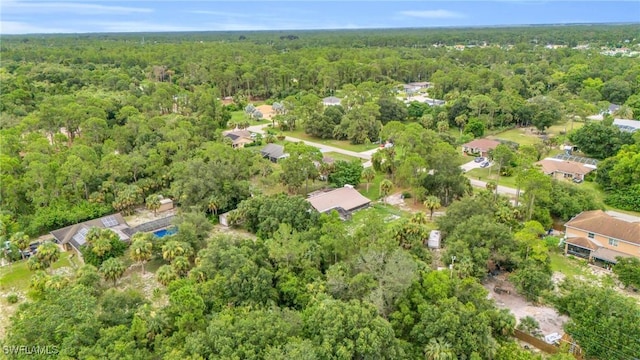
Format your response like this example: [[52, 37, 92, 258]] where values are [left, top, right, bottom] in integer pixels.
[[488, 128, 541, 146], [0, 251, 73, 291], [358, 173, 385, 201], [549, 252, 590, 279], [228, 110, 270, 127], [281, 129, 378, 152], [350, 203, 407, 225]]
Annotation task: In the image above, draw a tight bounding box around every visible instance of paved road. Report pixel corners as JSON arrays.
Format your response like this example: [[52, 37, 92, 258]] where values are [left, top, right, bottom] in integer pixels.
[[248, 124, 377, 167], [468, 178, 519, 196]]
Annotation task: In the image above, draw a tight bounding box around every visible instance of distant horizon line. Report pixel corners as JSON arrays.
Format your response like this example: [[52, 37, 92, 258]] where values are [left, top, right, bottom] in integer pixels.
[[3, 21, 639, 36]]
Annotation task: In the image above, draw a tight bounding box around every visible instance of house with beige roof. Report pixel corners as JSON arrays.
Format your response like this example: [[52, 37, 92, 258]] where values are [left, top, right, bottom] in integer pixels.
[[563, 210, 640, 264], [222, 129, 254, 148], [461, 139, 501, 157], [307, 185, 371, 220], [535, 158, 596, 181]]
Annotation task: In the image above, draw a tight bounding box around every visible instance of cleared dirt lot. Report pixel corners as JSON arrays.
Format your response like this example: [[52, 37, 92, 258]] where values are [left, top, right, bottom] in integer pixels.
[[484, 275, 568, 335]]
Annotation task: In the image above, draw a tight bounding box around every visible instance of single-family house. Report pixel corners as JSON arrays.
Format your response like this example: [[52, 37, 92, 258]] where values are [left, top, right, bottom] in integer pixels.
[[307, 185, 371, 220], [260, 143, 289, 162], [322, 96, 342, 106], [462, 139, 501, 157], [223, 129, 254, 148], [535, 158, 596, 181], [564, 210, 640, 264], [407, 81, 431, 89], [424, 98, 445, 106], [606, 103, 621, 115], [51, 214, 131, 255], [402, 84, 420, 94], [613, 119, 640, 133]]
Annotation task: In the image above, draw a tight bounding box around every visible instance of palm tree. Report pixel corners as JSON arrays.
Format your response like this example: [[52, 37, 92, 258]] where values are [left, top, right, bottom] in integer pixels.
[[27, 256, 46, 271], [162, 240, 189, 262], [207, 196, 219, 216], [10, 232, 30, 260], [45, 275, 69, 291], [171, 256, 191, 277], [92, 236, 113, 257], [100, 257, 126, 286], [361, 167, 376, 192], [424, 338, 456, 360], [130, 235, 153, 274], [485, 181, 497, 194], [34, 242, 60, 269], [379, 179, 393, 204], [156, 265, 177, 286], [146, 194, 161, 216], [410, 211, 428, 225], [423, 196, 441, 220], [613, 105, 634, 119]]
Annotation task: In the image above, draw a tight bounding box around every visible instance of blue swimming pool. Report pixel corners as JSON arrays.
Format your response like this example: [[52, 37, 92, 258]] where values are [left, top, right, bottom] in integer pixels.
[[153, 227, 177, 238]]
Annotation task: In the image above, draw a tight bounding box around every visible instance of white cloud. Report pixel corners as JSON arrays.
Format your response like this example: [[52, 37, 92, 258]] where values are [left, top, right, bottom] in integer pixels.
[[86, 21, 203, 32], [398, 10, 466, 19], [186, 10, 251, 17], [0, 20, 72, 34], [2, 1, 152, 15]]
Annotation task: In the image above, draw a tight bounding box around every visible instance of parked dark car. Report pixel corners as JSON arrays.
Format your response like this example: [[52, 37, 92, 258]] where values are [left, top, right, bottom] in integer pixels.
[[29, 242, 41, 253], [480, 161, 490, 168], [474, 157, 485, 163]]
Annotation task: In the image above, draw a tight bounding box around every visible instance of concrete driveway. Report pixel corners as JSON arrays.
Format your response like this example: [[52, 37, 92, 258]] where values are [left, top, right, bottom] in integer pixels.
[[461, 159, 486, 172]]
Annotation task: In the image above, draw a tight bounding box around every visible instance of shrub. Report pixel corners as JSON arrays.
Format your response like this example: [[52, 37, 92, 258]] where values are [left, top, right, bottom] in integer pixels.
[[7, 293, 19, 304]]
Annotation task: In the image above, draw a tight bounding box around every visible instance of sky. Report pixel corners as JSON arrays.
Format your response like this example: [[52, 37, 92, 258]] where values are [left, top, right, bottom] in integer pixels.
[[1, 0, 639, 34]]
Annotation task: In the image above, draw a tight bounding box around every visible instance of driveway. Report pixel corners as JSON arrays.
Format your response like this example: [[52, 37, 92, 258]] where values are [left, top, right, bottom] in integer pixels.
[[248, 123, 377, 167], [460, 159, 485, 172]]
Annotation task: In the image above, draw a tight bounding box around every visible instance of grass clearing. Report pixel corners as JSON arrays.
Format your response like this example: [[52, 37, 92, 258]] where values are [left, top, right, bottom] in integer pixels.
[[489, 128, 541, 146], [466, 166, 519, 188], [323, 151, 364, 163], [228, 111, 270, 127], [0, 251, 73, 291], [547, 120, 585, 135], [549, 252, 590, 279], [281, 129, 378, 152], [358, 173, 385, 201], [349, 203, 407, 226]]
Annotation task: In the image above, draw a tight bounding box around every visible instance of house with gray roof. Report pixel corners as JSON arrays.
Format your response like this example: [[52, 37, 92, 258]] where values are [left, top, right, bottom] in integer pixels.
[[51, 213, 131, 255], [260, 143, 289, 162]]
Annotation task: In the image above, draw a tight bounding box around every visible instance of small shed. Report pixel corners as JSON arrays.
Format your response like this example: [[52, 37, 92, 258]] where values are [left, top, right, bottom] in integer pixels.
[[427, 230, 441, 249], [219, 211, 232, 227], [158, 197, 174, 212]]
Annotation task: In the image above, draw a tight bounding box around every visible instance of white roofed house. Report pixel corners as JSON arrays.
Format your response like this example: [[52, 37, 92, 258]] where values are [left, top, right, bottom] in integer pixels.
[[322, 96, 342, 106], [613, 119, 640, 133]]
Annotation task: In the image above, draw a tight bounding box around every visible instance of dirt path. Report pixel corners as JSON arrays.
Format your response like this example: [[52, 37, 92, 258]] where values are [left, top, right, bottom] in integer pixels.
[[484, 276, 568, 335]]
